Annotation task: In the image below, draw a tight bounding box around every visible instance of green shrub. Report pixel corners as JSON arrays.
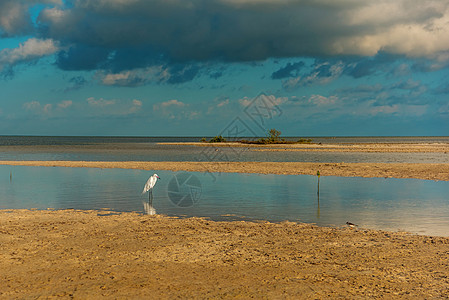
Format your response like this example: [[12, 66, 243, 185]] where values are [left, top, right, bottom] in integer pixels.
[[209, 135, 227, 143], [297, 138, 313, 144], [267, 128, 282, 143]]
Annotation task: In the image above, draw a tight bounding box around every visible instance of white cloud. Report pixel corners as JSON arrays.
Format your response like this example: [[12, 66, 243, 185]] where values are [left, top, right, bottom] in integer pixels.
[[129, 99, 142, 114], [308, 95, 338, 106], [159, 99, 186, 108], [98, 67, 165, 86], [23, 101, 53, 117], [57, 100, 73, 109], [86, 97, 142, 116], [86, 97, 116, 107], [153, 99, 197, 120], [23, 101, 42, 111], [0, 38, 59, 71], [239, 94, 287, 109], [217, 99, 230, 107], [0, 1, 61, 36]]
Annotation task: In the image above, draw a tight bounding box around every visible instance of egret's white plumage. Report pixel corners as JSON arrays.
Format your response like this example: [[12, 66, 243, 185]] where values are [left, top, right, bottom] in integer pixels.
[[142, 174, 160, 194]]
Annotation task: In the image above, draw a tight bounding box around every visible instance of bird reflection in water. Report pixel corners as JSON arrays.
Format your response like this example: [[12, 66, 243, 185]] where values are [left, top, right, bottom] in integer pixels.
[[142, 173, 160, 215]]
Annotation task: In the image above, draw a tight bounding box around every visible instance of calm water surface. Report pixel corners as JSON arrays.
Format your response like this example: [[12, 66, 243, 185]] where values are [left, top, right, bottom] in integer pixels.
[[0, 136, 448, 163], [2, 165, 448, 236]]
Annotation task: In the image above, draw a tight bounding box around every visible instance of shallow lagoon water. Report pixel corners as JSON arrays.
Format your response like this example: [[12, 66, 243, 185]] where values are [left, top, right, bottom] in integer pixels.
[[1, 136, 449, 163], [2, 165, 449, 236]]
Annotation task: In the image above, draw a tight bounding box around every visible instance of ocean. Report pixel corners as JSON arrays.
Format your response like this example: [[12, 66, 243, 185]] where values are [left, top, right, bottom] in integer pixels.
[[0, 136, 448, 163]]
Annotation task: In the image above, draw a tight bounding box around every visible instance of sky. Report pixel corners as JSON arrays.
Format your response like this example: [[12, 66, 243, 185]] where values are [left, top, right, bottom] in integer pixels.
[[0, 0, 448, 137]]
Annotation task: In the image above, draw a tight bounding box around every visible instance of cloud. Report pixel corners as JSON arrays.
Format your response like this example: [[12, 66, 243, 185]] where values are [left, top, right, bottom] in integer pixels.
[[153, 99, 200, 120], [86, 97, 116, 107], [282, 61, 344, 90], [64, 76, 87, 92], [308, 95, 338, 106], [369, 104, 400, 115], [271, 62, 305, 79], [238, 93, 287, 119], [158, 99, 186, 108], [57, 100, 72, 109], [129, 99, 142, 114], [56, 44, 110, 71], [369, 103, 427, 116], [29, 0, 449, 76], [23, 100, 43, 111], [0, 38, 59, 74], [22, 99, 73, 117], [0, 1, 32, 36], [22, 100, 53, 117], [96, 64, 201, 86], [217, 99, 230, 107], [86, 97, 142, 116], [0, 0, 61, 37]]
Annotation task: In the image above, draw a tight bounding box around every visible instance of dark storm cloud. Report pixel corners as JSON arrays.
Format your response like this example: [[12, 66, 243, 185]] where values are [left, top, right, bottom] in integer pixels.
[[344, 53, 403, 78], [56, 44, 110, 70], [35, 0, 449, 73], [271, 62, 305, 79], [4, 0, 449, 85], [166, 64, 201, 84]]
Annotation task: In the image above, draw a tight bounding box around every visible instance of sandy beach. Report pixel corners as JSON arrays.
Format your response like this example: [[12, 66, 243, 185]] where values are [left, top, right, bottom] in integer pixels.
[[1, 209, 449, 299]]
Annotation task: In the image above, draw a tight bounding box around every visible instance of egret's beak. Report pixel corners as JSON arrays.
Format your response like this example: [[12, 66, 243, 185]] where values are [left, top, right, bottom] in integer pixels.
[[157, 176, 161, 179]]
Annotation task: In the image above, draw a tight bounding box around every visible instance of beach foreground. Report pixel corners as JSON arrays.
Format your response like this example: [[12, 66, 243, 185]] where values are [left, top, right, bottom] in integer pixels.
[[1, 209, 449, 298], [1, 160, 449, 181]]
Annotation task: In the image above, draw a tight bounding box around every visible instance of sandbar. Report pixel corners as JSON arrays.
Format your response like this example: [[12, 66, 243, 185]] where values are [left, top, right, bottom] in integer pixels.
[[159, 142, 449, 153], [1, 209, 449, 298], [1, 160, 449, 181]]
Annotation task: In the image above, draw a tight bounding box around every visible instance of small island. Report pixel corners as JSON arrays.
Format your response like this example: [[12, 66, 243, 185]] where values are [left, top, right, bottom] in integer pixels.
[[202, 128, 313, 144]]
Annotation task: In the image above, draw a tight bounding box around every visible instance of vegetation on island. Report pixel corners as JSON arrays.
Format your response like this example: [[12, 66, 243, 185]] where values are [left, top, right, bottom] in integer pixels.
[[201, 129, 312, 144], [207, 135, 227, 143], [240, 128, 312, 144]]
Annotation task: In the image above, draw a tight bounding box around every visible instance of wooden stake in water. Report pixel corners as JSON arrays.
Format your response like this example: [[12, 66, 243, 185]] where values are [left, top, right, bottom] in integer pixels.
[[316, 170, 320, 218], [10, 171, 12, 182]]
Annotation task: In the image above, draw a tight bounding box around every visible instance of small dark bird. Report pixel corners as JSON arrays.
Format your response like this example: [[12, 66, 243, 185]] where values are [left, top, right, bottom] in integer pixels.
[[346, 222, 357, 228]]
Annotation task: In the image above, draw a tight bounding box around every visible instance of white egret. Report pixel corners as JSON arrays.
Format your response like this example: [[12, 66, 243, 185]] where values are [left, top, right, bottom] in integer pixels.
[[142, 174, 160, 215]]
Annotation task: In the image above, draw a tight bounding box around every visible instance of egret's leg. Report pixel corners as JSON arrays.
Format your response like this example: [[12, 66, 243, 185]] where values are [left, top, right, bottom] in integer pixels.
[[149, 189, 153, 207]]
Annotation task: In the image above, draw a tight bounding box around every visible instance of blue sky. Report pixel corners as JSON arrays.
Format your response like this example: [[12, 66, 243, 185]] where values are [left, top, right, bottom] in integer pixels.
[[0, 0, 448, 136]]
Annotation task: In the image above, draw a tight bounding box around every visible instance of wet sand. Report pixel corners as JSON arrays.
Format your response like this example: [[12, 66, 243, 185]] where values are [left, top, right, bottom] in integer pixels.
[[1, 209, 449, 299], [1, 160, 449, 181]]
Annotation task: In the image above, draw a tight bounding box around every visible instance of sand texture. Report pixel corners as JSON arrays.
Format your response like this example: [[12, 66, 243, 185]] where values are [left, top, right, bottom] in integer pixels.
[[160, 142, 449, 153], [1, 209, 449, 299], [1, 160, 449, 181]]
